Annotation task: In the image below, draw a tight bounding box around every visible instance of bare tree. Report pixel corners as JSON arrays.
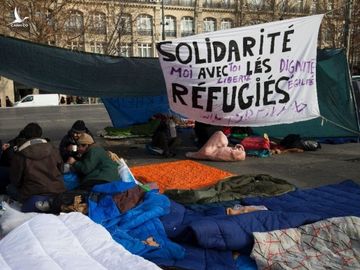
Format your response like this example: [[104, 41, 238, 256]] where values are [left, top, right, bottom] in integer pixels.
[[0, 0, 146, 57]]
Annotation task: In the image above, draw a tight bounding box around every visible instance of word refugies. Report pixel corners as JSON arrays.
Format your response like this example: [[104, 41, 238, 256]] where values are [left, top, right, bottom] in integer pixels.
[[171, 76, 290, 113]]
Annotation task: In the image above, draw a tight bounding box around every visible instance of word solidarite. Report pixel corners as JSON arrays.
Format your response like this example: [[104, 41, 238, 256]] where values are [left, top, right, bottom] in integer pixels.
[[157, 28, 294, 64]]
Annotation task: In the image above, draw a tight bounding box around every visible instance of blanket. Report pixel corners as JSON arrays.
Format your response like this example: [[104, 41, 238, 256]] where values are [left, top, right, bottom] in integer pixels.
[[131, 160, 234, 192], [88, 181, 185, 261], [161, 180, 360, 255], [0, 212, 160, 270], [252, 216, 360, 269], [89, 181, 237, 270], [164, 174, 296, 204]]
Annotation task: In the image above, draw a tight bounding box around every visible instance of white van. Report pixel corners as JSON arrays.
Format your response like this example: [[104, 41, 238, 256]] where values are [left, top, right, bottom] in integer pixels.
[[14, 94, 59, 107]]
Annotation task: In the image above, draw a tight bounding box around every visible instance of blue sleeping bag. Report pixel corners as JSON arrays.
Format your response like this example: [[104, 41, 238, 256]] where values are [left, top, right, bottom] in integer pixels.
[[160, 180, 360, 255]]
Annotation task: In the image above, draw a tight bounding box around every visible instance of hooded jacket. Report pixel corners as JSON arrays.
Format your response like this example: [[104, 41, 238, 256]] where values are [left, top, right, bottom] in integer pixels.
[[10, 139, 66, 202]]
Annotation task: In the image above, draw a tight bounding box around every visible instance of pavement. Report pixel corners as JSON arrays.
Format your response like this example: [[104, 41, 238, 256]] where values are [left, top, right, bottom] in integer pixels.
[[1, 105, 359, 190], [98, 131, 360, 189]]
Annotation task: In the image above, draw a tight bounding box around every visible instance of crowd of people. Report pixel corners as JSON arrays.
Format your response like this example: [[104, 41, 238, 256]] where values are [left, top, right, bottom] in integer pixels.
[[0, 120, 120, 213]]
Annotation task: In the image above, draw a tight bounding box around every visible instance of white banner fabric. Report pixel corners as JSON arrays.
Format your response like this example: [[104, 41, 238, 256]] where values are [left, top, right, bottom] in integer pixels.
[[156, 15, 324, 126]]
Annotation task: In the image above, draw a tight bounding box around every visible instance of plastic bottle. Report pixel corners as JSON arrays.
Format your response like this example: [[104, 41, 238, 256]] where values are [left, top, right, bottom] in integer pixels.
[[118, 158, 139, 184]]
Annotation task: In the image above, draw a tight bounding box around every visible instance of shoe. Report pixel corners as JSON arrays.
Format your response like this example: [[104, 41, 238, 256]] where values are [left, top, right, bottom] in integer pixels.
[[35, 201, 50, 212], [146, 144, 164, 155]]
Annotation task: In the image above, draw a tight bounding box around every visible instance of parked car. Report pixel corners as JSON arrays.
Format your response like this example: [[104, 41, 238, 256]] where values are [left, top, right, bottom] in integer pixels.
[[13, 94, 59, 107]]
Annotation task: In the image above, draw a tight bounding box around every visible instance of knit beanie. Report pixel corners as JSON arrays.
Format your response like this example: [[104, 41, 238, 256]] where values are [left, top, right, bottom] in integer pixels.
[[77, 133, 94, 145], [71, 120, 87, 133], [22, 123, 43, 139]]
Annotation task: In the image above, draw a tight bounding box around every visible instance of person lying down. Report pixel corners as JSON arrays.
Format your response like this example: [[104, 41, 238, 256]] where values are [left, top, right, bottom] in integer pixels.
[[186, 131, 246, 161]]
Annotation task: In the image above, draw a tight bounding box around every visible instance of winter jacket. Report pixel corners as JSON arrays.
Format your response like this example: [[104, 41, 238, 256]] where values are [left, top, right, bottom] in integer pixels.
[[10, 139, 66, 202], [72, 145, 119, 187]]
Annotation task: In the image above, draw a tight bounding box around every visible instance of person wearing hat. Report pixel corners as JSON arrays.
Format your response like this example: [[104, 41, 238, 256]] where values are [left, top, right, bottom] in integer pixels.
[[67, 133, 119, 190], [59, 120, 93, 162]]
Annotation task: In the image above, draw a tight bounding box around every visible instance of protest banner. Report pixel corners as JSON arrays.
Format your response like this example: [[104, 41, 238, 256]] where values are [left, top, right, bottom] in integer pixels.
[[156, 15, 324, 126]]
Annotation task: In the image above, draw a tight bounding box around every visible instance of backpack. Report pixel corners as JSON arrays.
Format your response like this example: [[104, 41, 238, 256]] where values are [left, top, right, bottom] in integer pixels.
[[280, 134, 321, 151]]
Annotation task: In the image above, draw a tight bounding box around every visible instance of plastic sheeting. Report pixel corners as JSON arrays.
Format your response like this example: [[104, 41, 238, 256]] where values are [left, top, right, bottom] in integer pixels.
[[0, 35, 166, 97], [102, 95, 169, 128]]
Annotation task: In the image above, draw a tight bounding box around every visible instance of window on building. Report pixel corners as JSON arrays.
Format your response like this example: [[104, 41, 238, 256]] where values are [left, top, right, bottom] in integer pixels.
[[324, 24, 334, 43], [220, 19, 233, 30], [118, 43, 132, 57], [247, 0, 263, 9], [34, 9, 54, 26], [137, 15, 153, 36], [203, 18, 216, 33], [181, 17, 194, 37], [222, 0, 234, 8], [138, 43, 152, 57], [118, 14, 132, 35], [89, 12, 106, 34], [203, 0, 212, 8], [64, 10, 83, 32], [326, 0, 334, 11], [289, 0, 304, 12], [90, 41, 106, 54], [66, 41, 84, 51], [179, 0, 194, 6], [164, 16, 176, 37]]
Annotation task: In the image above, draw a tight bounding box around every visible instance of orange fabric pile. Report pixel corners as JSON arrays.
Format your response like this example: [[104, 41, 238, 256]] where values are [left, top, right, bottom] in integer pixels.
[[131, 160, 234, 193]]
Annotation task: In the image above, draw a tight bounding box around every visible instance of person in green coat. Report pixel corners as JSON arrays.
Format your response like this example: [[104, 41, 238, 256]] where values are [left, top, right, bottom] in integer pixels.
[[67, 133, 119, 190]]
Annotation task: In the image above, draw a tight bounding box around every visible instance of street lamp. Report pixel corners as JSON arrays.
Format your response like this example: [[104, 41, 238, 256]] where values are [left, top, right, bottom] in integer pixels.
[[161, 0, 165, 40]]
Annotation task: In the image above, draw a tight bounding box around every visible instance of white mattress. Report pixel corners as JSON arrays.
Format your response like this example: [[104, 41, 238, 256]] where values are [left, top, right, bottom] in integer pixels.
[[0, 212, 161, 270]]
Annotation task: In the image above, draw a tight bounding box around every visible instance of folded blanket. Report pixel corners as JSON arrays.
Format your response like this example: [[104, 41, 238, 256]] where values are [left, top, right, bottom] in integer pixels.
[[164, 174, 296, 204]]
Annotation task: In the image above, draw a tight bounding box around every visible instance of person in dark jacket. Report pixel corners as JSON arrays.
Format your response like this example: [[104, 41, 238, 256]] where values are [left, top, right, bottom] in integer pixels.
[[148, 116, 181, 158], [59, 120, 93, 162], [67, 133, 119, 190], [8, 123, 66, 211]]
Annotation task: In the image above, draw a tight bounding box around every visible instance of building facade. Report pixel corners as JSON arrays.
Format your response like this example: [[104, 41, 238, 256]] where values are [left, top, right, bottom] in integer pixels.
[[0, 0, 358, 106]]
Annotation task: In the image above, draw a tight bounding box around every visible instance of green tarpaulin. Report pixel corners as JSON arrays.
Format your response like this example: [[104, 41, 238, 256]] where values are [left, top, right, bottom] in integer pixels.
[[0, 34, 166, 97]]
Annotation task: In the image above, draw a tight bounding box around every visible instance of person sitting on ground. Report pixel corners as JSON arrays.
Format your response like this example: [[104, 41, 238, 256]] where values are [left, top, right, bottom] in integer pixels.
[[147, 115, 181, 158], [8, 123, 66, 212], [59, 120, 93, 162], [67, 133, 119, 190], [186, 131, 246, 161]]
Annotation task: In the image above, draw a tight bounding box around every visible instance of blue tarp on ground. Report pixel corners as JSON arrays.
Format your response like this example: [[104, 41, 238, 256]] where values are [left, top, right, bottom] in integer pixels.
[[102, 96, 169, 128]]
